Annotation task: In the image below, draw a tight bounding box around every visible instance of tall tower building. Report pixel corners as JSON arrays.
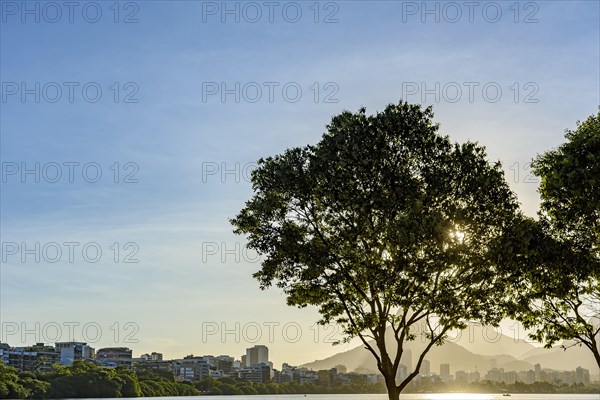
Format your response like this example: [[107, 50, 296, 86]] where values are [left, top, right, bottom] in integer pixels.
[[420, 359, 430, 376], [440, 363, 450, 377], [402, 349, 412, 372], [395, 364, 408, 384], [245, 345, 269, 367]]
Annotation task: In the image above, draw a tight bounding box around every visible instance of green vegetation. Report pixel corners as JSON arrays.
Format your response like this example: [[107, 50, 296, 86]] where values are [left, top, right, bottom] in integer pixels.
[[194, 376, 383, 395], [510, 111, 600, 367], [495, 111, 600, 370], [0, 362, 42, 399], [193, 376, 600, 395], [0, 361, 195, 399], [231, 101, 522, 400], [2, 361, 597, 398]]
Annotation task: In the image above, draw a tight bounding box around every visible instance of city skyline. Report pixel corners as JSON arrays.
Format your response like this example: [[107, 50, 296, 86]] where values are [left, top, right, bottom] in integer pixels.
[[1, 338, 594, 386], [0, 308, 598, 369]]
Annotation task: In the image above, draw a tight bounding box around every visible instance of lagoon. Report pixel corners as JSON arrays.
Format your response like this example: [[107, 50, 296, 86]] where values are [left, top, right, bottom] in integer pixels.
[[87, 395, 599, 400]]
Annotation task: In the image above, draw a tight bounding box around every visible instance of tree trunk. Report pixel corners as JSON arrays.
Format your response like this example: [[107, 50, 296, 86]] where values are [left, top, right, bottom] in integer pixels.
[[383, 370, 400, 400], [591, 344, 600, 369]]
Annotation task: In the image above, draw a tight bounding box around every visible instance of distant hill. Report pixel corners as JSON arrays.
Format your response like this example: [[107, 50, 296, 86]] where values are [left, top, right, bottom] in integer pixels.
[[448, 323, 535, 359], [523, 345, 598, 373], [300, 323, 599, 377], [302, 339, 530, 375]]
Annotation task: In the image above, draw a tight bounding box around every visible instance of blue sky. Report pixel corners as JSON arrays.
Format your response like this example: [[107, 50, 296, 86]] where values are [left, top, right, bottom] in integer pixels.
[[1, 0, 599, 368]]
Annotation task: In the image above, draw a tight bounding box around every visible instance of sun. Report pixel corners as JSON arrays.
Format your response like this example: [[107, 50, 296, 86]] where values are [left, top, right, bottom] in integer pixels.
[[449, 225, 466, 244]]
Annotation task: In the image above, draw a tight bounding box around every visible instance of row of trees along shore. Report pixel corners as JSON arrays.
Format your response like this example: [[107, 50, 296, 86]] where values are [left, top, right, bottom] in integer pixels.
[[1, 360, 598, 398], [231, 102, 599, 400]]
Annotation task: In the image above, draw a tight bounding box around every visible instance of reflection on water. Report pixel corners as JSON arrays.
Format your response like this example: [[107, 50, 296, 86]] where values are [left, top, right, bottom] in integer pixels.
[[424, 395, 493, 400], [135, 394, 598, 400]]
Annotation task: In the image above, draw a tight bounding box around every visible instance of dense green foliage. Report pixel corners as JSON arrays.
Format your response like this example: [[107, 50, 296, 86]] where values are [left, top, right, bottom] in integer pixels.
[[196, 376, 599, 395], [0, 362, 43, 399], [232, 101, 523, 399], [2, 361, 596, 398], [194, 376, 384, 395], [509, 111, 600, 367], [0, 361, 196, 399]]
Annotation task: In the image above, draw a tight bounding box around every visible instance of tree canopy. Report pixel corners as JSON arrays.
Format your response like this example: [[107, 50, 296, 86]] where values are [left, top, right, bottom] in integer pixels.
[[511, 111, 600, 366], [231, 101, 522, 399]]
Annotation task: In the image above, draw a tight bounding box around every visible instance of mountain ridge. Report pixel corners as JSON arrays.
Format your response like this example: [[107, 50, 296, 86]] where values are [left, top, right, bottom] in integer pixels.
[[300, 323, 599, 376]]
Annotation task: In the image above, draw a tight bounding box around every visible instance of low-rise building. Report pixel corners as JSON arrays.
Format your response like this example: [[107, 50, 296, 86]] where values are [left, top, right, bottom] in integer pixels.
[[238, 363, 271, 383], [55, 342, 95, 365], [518, 369, 535, 384], [3, 343, 60, 372], [468, 370, 480, 383], [140, 352, 163, 362], [95, 347, 133, 368], [173, 356, 210, 381], [455, 370, 468, 383], [575, 367, 590, 385], [333, 364, 347, 374]]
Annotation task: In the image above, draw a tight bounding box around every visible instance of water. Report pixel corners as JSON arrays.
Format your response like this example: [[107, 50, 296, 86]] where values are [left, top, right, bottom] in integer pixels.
[[103, 395, 597, 400]]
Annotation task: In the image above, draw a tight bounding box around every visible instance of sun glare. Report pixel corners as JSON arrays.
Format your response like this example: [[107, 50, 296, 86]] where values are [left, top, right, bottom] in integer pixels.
[[449, 225, 466, 244], [424, 394, 494, 400]]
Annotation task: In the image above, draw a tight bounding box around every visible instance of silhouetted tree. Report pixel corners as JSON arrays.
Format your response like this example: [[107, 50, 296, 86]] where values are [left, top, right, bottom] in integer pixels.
[[232, 101, 521, 400], [514, 111, 600, 367]]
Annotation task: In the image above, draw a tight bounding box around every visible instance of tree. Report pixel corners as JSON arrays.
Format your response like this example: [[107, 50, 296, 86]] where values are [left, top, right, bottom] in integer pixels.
[[0, 363, 31, 399], [115, 367, 143, 397], [231, 101, 521, 400], [45, 361, 123, 398], [515, 111, 600, 367]]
